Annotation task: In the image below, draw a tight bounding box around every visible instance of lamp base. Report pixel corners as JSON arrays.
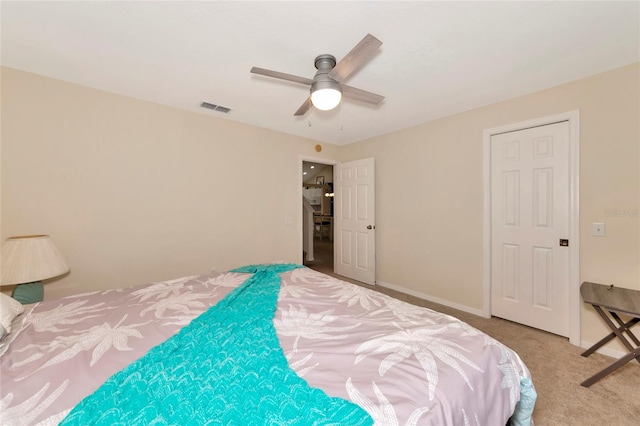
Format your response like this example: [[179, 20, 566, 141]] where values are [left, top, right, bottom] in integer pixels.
[[11, 281, 44, 305]]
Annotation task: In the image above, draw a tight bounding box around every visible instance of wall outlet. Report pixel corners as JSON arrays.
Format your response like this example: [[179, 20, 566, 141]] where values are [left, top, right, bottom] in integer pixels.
[[592, 222, 606, 237]]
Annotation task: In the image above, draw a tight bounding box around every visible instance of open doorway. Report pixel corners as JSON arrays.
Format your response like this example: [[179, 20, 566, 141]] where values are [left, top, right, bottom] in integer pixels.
[[302, 161, 334, 275]]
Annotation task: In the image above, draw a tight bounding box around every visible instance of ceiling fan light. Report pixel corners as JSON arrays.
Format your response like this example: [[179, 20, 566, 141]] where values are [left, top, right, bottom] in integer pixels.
[[311, 88, 342, 110]]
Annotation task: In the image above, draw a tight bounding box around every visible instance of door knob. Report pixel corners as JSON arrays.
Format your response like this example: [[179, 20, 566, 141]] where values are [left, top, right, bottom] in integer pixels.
[[367, 225, 374, 230]]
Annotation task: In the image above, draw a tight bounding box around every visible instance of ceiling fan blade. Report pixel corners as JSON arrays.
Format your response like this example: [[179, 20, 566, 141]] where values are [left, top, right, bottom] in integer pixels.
[[329, 34, 382, 83], [294, 97, 312, 116], [342, 85, 385, 105], [251, 67, 314, 86]]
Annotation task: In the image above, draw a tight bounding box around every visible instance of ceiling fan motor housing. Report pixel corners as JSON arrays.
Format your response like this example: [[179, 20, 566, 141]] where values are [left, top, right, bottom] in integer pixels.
[[314, 54, 337, 71], [312, 54, 341, 95]]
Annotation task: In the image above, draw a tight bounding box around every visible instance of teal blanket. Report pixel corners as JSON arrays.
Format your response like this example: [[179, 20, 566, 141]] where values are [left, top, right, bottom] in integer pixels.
[[62, 264, 372, 425]]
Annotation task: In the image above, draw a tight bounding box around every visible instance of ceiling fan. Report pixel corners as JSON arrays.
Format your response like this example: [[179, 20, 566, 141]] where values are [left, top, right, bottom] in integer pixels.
[[250, 34, 385, 116]]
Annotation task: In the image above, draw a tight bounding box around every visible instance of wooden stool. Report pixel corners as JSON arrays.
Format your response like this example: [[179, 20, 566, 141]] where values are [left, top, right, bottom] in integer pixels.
[[579, 282, 640, 387]]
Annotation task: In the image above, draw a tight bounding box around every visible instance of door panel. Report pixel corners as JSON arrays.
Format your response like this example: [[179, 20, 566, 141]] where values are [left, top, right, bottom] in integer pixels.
[[335, 158, 375, 284], [491, 122, 570, 337]]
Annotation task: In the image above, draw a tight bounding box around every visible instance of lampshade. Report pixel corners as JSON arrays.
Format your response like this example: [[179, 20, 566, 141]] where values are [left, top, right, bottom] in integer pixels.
[[310, 79, 342, 111], [311, 88, 342, 111], [1, 235, 69, 286]]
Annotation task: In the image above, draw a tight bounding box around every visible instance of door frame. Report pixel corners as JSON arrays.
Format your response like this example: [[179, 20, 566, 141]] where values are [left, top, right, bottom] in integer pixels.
[[482, 110, 580, 346], [298, 155, 338, 266]]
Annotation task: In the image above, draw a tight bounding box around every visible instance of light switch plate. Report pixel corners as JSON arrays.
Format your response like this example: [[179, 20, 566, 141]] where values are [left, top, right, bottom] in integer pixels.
[[592, 222, 606, 237]]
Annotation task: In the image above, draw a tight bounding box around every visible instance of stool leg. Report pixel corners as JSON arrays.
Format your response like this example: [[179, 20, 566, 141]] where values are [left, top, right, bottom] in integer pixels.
[[593, 306, 637, 353], [581, 317, 640, 358], [581, 346, 640, 387], [610, 314, 640, 346], [581, 331, 617, 358]]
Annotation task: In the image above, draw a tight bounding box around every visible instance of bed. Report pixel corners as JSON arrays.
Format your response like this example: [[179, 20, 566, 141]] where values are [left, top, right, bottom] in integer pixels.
[[1, 264, 535, 425]]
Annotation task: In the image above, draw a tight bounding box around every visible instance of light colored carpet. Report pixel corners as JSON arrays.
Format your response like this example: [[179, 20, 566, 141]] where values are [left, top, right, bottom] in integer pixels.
[[304, 238, 640, 425]]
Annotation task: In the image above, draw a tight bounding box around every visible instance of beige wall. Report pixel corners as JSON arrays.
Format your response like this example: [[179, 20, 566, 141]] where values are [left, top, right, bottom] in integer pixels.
[[2, 63, 639, 351], [0, 67, 339, 299], [339, 63, 640, 348]]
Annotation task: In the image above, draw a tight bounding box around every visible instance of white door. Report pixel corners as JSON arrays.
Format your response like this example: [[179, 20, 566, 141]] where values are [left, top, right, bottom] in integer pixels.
[[334, 158, 376, 284], [491, 121, 570, 337]]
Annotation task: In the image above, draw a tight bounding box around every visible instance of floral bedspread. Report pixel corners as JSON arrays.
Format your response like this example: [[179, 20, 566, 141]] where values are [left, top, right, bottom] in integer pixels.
[[0, 267, 533, 425]]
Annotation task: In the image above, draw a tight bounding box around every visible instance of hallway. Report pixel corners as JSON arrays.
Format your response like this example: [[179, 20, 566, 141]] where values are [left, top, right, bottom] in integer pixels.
[[303, 237, 333, 275]]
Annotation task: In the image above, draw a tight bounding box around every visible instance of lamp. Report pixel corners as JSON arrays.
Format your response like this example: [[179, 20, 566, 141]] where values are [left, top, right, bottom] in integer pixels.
[[1, 235, 69, 304]]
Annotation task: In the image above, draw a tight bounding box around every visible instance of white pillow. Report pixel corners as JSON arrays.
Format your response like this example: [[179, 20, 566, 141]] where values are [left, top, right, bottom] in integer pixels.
[[0, 292, 24, 336]]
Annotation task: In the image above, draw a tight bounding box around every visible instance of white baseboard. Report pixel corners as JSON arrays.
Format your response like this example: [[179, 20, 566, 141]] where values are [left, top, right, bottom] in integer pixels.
[[375, 280, 486, 317], [580, 340, 627, 359]]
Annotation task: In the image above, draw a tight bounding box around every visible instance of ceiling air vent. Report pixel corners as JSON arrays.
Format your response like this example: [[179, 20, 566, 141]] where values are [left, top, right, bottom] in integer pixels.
[[200, 101, 231, 114]]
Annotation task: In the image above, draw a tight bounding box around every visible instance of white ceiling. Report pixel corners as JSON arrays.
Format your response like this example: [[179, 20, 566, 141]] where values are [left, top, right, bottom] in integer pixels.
[[2, 1, 638, 145]]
